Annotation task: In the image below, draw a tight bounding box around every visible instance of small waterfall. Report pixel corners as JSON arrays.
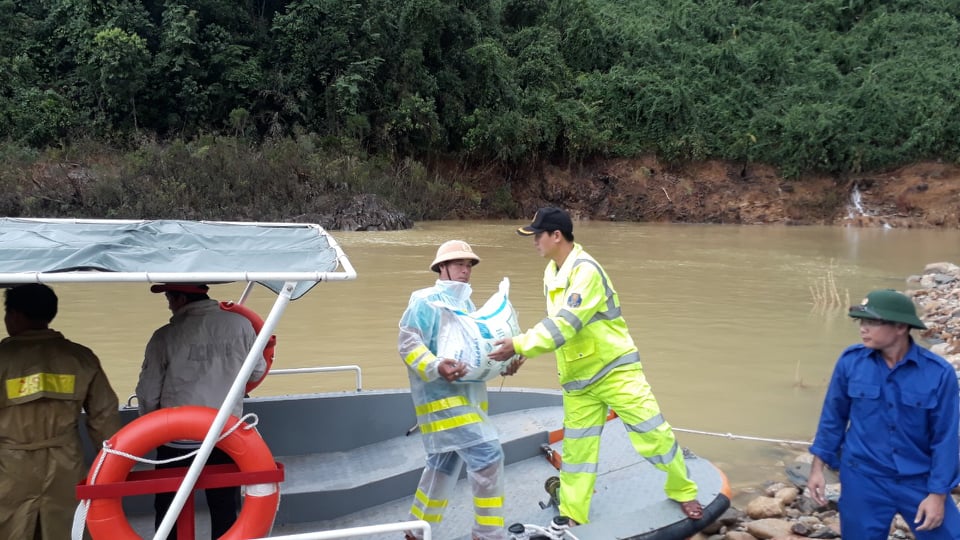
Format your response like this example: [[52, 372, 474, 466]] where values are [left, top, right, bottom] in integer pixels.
[[846, 184, 866, 219], [846, 184, 893, 228]]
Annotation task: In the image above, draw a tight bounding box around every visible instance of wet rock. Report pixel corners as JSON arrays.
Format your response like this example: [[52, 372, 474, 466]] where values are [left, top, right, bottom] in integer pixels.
[[911, 262, 960, 363], [784, 461, 834, 489], [789, 521, 811, 536], [774, 487, 799, 506], [924, 262, 960, 275], [793, 495, 822, 515], [702, 520, 724, 535], [763, 482, 788, 497], [746, 496, 784, 519], [329, 194, 414, 231], [745, 518, 793, 539], [808, 526, 841, 539], [718, 507, 748, 527], [796, 515, 822, 528], [818, 510, 839, 522], [890, 514, 913, 535]]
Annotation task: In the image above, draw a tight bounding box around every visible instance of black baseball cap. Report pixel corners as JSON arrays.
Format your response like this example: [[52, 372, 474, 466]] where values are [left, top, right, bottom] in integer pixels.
[[517, 207, 573, 236]]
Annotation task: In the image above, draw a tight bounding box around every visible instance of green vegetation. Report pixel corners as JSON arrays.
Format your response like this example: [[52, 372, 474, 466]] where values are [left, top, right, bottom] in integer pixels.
[[1, 0, 958, 218]]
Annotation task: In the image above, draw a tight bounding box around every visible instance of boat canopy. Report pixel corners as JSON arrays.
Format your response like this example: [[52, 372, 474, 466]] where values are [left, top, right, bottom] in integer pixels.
[[0, 218, 356, 299], [0, 217, 359, 539]]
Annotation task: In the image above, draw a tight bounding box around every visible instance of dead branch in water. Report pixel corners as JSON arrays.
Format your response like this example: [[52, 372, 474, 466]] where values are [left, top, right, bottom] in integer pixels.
[[810, 263, 850, 310]]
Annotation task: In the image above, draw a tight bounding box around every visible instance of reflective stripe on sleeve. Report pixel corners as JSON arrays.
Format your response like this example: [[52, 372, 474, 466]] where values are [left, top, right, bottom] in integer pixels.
[[404, 345, 433, 379], [588, 305, 621, 324], [541, 318, 566, 348], [556, 309, 583, 331]]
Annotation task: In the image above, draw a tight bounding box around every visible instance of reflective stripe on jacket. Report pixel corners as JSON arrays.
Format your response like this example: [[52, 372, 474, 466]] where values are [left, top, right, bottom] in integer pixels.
[[399, 280, 498, 454], [513, 244, 641, 391]]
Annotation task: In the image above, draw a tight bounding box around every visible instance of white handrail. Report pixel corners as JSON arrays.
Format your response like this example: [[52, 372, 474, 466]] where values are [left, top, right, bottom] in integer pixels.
[[253, 519, 431, 540], [269, 366, 363, 391], [123, 364, 364, 407]]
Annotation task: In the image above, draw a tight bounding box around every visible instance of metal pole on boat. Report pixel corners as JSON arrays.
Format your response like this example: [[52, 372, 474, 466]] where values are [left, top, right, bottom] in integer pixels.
[[153, 281, 297, 540], [250, 519, 433, 540]]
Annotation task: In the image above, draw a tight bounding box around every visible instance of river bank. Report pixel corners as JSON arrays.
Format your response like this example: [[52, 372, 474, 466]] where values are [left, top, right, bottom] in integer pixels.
[[713, 262, 960, 540], [506, 158, 960, 230], [4, 143, 960, 231]]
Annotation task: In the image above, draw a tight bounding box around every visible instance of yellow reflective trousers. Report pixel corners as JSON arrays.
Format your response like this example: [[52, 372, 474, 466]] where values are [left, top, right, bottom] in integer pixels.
[[558, 367, 698, 524]]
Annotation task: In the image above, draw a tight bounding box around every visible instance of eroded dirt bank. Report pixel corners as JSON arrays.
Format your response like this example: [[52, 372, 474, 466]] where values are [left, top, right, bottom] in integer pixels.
[[504, 158, 960, 229]]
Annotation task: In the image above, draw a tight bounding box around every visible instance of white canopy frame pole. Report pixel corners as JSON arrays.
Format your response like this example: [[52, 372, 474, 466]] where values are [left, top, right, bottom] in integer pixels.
[[237, 281, 257, 305], [153, 280, 298, 540]]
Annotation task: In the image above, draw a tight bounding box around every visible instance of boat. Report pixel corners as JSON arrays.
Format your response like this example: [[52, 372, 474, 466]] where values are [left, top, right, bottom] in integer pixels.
[[0, 217, 731, 540]]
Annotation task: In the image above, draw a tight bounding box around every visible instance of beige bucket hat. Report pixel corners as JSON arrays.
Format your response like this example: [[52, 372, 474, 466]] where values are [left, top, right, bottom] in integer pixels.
[[430, 240, 480, 272]]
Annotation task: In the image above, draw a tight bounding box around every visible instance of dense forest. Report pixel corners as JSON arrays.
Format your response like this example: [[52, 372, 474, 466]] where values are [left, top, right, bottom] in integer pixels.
[[1, 0, 959, 222]]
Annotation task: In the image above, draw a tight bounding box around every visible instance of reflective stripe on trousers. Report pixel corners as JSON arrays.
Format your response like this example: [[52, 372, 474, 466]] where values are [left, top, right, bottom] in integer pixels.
[[558, 368, 698, 525], [407, 441, 507, 540]]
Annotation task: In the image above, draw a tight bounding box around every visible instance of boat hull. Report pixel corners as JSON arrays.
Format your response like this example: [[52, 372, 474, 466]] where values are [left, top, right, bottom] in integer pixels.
[[82, 388, 729, 539]]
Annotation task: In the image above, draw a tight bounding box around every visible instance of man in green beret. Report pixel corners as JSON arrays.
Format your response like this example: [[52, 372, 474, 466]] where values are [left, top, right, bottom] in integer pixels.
[[808, 289, 960, 538]]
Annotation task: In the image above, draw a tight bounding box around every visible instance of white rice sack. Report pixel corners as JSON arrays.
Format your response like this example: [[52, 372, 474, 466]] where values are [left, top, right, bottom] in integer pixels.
[[434, 278, 521, 382]]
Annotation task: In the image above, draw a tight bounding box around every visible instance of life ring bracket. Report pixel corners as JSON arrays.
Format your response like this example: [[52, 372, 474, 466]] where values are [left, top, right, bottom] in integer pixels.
[[81, 406, 282, 540]]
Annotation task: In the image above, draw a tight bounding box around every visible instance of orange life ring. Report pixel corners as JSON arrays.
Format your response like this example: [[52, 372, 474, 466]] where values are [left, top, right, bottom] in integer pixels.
[[84, 406, 280, 540], [220, 301, 276, 393]]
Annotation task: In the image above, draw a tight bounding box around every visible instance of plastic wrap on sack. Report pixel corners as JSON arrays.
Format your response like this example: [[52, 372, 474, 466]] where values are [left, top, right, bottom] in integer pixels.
[[434, 278, 521, 382]]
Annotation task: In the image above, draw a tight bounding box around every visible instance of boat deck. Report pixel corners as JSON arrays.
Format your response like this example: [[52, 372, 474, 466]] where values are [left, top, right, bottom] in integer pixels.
[[268, 417, 728, 540], [93, 390, 728, 539]]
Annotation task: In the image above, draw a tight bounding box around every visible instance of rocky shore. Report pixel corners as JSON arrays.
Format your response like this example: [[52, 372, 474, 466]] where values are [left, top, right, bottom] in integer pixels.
[[909, 262, 960, 369], [706, 262, 960, 540]]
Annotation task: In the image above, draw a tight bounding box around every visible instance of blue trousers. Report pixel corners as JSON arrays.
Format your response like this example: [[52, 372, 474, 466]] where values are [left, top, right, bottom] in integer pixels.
[[839, 466, 960, 540]]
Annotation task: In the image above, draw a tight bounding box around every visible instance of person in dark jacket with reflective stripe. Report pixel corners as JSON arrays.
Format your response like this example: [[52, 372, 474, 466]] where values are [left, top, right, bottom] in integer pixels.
[[0, 284, 121, 540]]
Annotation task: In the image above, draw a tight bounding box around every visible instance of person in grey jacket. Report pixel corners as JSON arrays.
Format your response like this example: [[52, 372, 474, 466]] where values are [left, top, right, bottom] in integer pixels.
[[136, 283, 266, 540]]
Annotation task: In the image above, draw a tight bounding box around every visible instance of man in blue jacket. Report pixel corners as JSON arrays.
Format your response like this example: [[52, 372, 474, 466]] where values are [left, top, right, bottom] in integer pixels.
[[808, 289, 960, 539]]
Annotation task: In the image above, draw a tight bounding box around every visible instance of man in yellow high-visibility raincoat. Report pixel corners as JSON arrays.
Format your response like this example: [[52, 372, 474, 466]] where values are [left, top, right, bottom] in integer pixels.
[[489, 207, 702, 526], [0, 284, 121, 539]]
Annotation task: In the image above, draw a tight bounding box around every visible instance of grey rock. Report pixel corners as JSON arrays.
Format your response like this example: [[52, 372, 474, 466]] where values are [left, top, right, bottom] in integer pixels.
[[808, 526, 841, 539]]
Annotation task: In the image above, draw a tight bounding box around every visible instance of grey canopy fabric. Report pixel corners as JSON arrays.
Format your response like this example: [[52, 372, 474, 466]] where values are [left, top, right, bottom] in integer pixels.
[[0, 218, 351, 299]]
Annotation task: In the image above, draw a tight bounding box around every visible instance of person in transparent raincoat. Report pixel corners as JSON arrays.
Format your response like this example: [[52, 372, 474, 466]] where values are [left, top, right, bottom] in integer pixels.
[[398, 240, 509, 540]]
